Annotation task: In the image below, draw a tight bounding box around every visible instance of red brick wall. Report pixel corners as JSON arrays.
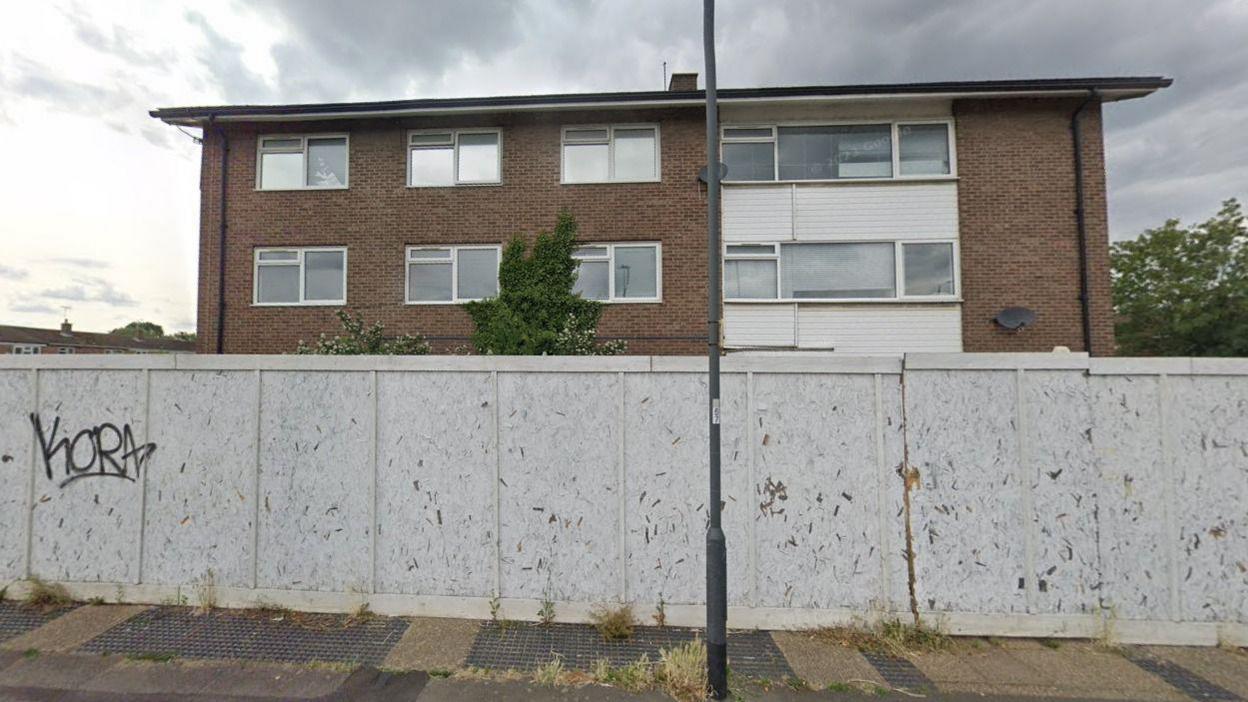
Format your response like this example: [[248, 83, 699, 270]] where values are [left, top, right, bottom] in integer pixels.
[[197, 108, 708, 355], [954, 98, 1115, 355]]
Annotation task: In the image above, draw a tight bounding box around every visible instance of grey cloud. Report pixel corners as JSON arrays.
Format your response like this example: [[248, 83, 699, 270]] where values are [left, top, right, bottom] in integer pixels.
[[38, 276, 138, 308], [62, 4, 176, 67], [185, 11, 276, 103], [6, 55, 137, 116], [10, 302, 60, 315], [0, 264, 28, 281], [44, 257, 111, 270]]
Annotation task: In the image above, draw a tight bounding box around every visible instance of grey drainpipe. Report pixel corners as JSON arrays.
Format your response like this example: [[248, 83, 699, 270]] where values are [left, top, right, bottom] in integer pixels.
[[1071, 89, 1098, 355], [212, 116, 229, 355]]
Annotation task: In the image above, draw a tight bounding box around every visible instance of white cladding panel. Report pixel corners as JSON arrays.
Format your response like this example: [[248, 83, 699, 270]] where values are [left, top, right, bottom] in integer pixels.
[[723, 304, 796, 347], [794, 183, 959, 240], [722, 186, 792, 242], [724, 304, 962, 352]]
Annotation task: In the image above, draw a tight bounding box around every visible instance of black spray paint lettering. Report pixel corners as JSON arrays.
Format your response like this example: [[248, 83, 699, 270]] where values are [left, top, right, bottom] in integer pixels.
[[30, 413, 157, 488]]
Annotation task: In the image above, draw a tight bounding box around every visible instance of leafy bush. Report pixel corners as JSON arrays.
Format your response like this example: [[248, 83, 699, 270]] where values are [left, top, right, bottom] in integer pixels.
[[589, 603, 636, 641], [466, 211, 626, 355], [296, 310, 430, 355]]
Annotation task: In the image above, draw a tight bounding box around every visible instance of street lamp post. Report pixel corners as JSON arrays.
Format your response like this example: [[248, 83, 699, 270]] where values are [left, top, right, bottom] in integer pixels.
[[703, 0, 728, 698]]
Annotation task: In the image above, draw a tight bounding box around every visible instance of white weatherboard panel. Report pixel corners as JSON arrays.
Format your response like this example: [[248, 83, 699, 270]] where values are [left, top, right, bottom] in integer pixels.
[[723, 304, 796, 348], [723, 186, 793, 242], [794, 183, 959, 241], [796, 305, 962, 353]]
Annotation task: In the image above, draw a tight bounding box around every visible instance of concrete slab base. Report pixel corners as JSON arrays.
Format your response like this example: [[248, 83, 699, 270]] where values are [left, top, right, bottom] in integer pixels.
[[0, 605, 149, 654]]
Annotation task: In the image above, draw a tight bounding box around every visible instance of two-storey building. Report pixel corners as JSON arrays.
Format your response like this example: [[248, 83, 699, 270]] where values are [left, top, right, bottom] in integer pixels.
[[151, 74, 1169, 355]]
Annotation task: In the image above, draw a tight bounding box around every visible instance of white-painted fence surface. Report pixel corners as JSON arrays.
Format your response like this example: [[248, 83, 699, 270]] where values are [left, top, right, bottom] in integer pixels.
[[1, 353, 1244, 646]]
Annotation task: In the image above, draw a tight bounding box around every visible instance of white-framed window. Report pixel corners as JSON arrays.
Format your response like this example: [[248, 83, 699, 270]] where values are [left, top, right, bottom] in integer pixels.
[[10, 344, 41, 355], [561, 125, 660, 184], [253, 247, 347, 306], [256, 134, 349, 190], [572, 243, 661, 302], [407, 129, 502, 187], [57, 347, 75, 355], [405, 245, 500, 303], [721, 121, 955, 182], [723, 240, 958, 302]]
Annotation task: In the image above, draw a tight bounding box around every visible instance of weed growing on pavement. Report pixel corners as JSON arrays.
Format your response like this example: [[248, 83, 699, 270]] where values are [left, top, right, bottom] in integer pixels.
[[532, 655, 565, 685], [126, 651, 175, 663], [24, 578, 71, 611], [194, 570, 216, 615], [653, 597, 667, 627], [814, 617, 950, 658], [589, 603, 635, 641], [22, 648, 39, 659]]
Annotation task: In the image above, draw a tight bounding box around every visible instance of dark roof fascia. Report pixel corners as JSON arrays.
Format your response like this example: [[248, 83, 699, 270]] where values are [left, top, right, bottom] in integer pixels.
[[151, 76, 1172, 126]]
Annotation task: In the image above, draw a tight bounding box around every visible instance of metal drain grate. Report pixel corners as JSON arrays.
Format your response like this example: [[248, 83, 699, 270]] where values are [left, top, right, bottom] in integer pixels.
[[79, 606, 408, 666], [465, 622, 793, 680], [860, 649, 934, 692], [1124, 650, 1242, 701], [0, 601, 76, 642]]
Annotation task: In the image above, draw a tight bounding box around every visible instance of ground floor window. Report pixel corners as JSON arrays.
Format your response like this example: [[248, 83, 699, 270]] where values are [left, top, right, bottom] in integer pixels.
[[572, 243, 661, 302], [406, 245, 500, 303], [724, 240, 956, 301], [253, 247, 347, 305], [11, 344, 41, 354]]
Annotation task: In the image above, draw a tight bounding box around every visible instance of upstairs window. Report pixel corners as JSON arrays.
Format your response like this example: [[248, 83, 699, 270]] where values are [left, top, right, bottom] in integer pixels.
[[254, 248, 347, 305], [11, 344, 40, 355], [724, 240, 957, 301], [722, 122, 953, 182], [572, 243, 661, 302], [257, 135, 348, 190], [562, 126, 659, 183], [408, 130, 501, 186], [406, 246, 500, 303]]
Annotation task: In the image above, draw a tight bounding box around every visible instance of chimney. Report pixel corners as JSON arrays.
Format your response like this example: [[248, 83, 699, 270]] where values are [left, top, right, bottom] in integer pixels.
[[668, 72, 698, 92], [60, 319, 72, 336]]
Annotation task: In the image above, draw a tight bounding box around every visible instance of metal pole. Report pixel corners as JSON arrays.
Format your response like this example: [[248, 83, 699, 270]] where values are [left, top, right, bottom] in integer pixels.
[[703, 0, 728, 697]]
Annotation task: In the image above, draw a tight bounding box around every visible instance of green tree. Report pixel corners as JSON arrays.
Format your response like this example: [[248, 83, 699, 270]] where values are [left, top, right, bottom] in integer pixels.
[[296, 310, 430, 355], [111, 321, 165, 339], [466, 211, 625, 355], [1112, 198, 1247, 356], [171, 331, 197, 343]]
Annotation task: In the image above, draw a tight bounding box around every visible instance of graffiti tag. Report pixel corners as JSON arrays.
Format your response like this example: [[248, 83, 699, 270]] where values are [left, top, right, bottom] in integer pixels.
[[30, 413, 157, 488]]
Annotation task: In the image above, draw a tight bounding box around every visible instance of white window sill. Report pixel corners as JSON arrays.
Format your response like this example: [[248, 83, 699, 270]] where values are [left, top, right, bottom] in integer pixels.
[[723, 176, 958, 186], [404, 299, 489, 305], [560, 178, 662, 186], [255, 186, 349, 192], [406, 182, 504, 189], [724, 298, 962, 305], [252, 301, 347, 307]]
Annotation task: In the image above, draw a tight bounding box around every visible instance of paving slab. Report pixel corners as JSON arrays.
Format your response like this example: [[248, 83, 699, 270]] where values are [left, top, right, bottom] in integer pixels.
[[0, 653, 117, 689], [1, 606, 149, 654], [381, 617, 478, 671], [1145, 645, 1248, 700], [769, 631, 884, 689], [417, 678, 671, 700], [80, 657, 348, 697]]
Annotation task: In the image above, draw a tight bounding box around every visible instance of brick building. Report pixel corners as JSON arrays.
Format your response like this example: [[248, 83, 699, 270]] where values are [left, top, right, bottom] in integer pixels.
[[0, 321, 195, 355], [151, 75, 1169, 355]]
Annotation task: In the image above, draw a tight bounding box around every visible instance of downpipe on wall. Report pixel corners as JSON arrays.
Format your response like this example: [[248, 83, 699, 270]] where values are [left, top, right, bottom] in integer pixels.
[[1071, 89, 1098, 356], [213, 116, 230, 355]]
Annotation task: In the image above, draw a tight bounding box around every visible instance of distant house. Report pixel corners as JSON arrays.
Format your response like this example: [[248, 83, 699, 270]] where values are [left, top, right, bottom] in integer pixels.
[[0, 320, 195, 355], [152, 74, 1171, 355]]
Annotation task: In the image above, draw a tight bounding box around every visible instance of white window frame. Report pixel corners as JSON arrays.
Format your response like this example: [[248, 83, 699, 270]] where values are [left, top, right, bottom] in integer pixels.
[[404, 245, 502, 305], [57, 347, 75, 355], [11, 344, 42, 355], [572, 242, 663, 303], [255, 134, 350, 191], [560, 125, 662, 184], [252, 246, 348, 306], [722, 239, 960, 303], [406, 128, 503, 187], [720, 119, 957, 184]]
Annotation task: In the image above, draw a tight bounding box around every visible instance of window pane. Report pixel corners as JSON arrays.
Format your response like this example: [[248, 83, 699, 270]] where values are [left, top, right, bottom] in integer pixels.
[[261, 138, 302, 149], [408, 262, 452, 301], [304, 250, 345, 301], [613, 128, 656, 180], [457, 248, 498, 299], [614, 246, 657, 298], [456, 133, 500, 182], [724, 260, 778, 299], [306, 137, 347, 187], [258, 250, 298, 261], [573, 246, 608, 259], [410, 132, 452, 145], [564, 143, 609, 182], [723, 142, 774, 181], [780, 242, 895, 298], [899, 124, 950, 175], [726, 244, 775, 257], [260, 151, 304, 189], [573, 260, 609, 300], [777, 125, 892, 180], [724, 127, 772, 139], [257, 264, 300, 303], [904, 243, 955, 295], [566, 128, 609, 142], [409, 248, 452, 260], [410, 147, 454, 186]]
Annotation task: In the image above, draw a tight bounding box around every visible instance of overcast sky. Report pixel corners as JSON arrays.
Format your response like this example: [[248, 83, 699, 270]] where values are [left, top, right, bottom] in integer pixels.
[[0, 0, 1244, 334]]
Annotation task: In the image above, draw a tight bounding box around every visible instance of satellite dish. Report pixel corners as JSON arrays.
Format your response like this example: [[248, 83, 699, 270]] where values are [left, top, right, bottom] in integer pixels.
[[994, 307, 1036, 330], [698, 162, 729, 183]]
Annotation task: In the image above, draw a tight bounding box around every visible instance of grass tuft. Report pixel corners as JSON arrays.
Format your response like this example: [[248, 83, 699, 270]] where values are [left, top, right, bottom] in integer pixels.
[[125, 651, 175, 663], [532, 656, 565, 685], [657, 639, 708, 702], [814, 617, 950, 658], [589, 603, 636, 641], [24, 578, 72, 612]]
